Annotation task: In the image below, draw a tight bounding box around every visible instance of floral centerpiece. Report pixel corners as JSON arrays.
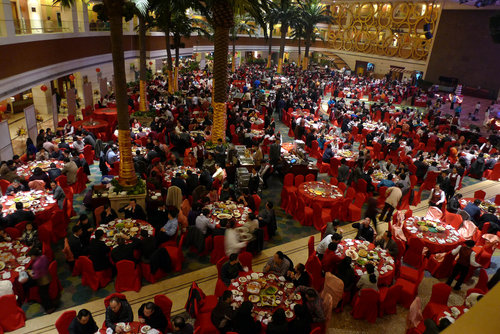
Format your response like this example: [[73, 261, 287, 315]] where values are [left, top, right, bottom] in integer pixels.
[[109, 178, 146, 196], [16, 127, 27, 137]]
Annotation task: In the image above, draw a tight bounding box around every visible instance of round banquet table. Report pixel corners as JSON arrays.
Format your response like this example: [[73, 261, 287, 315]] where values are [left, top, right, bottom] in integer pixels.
[[17, 160, 64, 181], [91, 218, 154, 247], [298, 181, 343, 208], [163, 166, 201, 187], [459, 198, 500, 216], [92, 108, 117, 124], [205, 201, 252, 228], [403, 217, 463, 254], [72, 119, 109, 132], [337, 239, 395, 286], [100, 321, 162, 334], [0, 191, 58, 222], [432, 305, 466, 324], [0, 241, 32, 300], [229, 272, 303, 329]]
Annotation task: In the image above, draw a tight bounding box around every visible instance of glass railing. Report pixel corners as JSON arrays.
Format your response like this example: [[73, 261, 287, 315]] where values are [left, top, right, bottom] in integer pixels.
[[13, 19, 73, 35]]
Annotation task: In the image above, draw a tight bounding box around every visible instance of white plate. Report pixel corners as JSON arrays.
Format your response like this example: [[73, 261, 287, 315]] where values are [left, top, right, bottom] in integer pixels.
[[15, 266, 25, 272]]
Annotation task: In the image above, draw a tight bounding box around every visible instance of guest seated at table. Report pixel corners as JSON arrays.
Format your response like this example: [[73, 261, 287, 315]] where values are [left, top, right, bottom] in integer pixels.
[[195, 208, 216, 235], [324, 219, 343, 237], [68, 225, 87, 261], [0, 160, 19, 182], [352, 218, 375, 243], [294, 287, 325, 323], [288, 304, 311, 334], [49, 180, 65, 210], [184, 152, 197, 169], [0, 227, 11, 242], [211, 290, 236, 333], [203, 153, 216, 174], [446, 240, 482, 290], [172, 172, 188, 196], [50, 147, 64, 160], [263, 251, 292, 276], [26, 138, 37, 160], [446, 193, 463, 214], [233, 301, 261, 334], [322, 144, 334, 163], [286, 263, 310, 288], [88, 229, 112, 271], [21, 222, 38, 247], [158, 207, 179, 243], [7, 201, 35, 227], [68, 309, 99, 334], [64, 121, 75, 137], [46, 163, 62, 182], [58, 137, 71, 151], [377, 173, 395, 189], [336, 256, 356, 293], [138, 301, 168, 332], [62, 157, 78, 185], [478, 207, 500, 233], [237, 189, 256, 212], [429, 184, 446, 208], [101, 204, 118, 225], [316, 232, 342, 259], [75, 214, 94, 247], [119, 198, 146, 220], [82, 130, 96, 148], [464, 199, 482, 224], [36, 148, 49, 161], [374, 231, 399, 258], [6, 178, 26, 195], [105, 296, 134, 333], [356, 263, 379, 292], [219, 182, 236, 202], [322, 242, 344, 273], [25, 247, 56, 313], [266, 308, 288, 334], [224, 220, 247, 256], [172, 315, 194, 334], [137, 229, 157, 264], [379, 158, 396, 174], [111, 237, 138, 264], [221, 253, 244, 286]]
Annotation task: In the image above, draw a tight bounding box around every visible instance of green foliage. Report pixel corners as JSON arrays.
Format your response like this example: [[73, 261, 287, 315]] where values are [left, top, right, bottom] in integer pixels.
[[247, 57, 266, 65], [110, 177, 146, 195], [132, 110, 156, 117]]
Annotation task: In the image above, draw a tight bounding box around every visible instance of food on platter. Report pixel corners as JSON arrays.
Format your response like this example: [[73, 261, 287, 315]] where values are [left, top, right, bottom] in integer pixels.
[[417, 221, 427, 226], [263, 286, 278, 295], [267, 274, 277, 280], [426, 221, 437, 228], [0, 261, 5, 271], [345, 249, 359, 260], [260, 295, 277, 307], [357, 249, 368, 258], [285, 282, 294, 289], [140, 326, 151, 333], [357, 258, 368, 266], [367, 251, 379, 260], [419, 226, 429, 232], [217, 213, 232, 219], [436, 226, 446, 233], [248, 295, 260, 303], [246, 281, 261, 294], [293, 294, 302, 300], [285, 310, 294, 318], [239, 277, 247, 283]]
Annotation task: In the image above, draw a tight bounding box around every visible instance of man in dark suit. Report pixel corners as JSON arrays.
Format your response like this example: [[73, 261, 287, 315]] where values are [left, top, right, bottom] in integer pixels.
[[68, 225, 86, 260], [7, 202, 35, 227], [138, 229, 157, 263], [118, 199, 146, 220], [337, 158, 350, 184], [185, 170, 199, 196], [171, 173, 187, 196], [111, 237, 138, 264], [414, 156, 428, 180], [374, 231, 399, 258], [88, 229, 112, 271], [258, 201, 277, 238]]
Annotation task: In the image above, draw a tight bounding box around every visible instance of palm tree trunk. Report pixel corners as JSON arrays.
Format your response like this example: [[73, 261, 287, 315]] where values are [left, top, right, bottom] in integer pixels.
[[109, 12, 136, 186], [304, 35, 311, 69], [164, 25, 173, 94], [278, 23, 288, 74], [298, 35, 302, 69], [267, 24, 273, 68], [174, 35, 180, 92], [232, 37, 236, 73], [212, 23, 230, 142], [138, 15, 147, 112]]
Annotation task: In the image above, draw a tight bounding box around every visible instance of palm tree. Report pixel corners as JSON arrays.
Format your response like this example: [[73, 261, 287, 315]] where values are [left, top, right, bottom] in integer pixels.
[[56, 0, 149, 187], [230, 16, 257, 72], [275, 0, 297, 73], [263, 4, 279, 68], [194, 0, 268, 142], [290, 15, 305, 68], [137, 7, 151, 112], [299, 0, 332, 69]]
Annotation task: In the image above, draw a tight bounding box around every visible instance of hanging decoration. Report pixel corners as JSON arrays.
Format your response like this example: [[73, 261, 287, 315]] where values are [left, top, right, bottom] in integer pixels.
[[40, 85, 48, 92]]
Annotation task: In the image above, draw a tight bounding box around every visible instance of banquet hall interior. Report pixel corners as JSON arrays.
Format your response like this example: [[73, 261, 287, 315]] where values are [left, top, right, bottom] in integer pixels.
[[0, 0, 500, 333]]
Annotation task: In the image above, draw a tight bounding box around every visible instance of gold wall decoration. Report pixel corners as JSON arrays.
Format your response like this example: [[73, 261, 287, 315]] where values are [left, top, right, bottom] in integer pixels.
[[327, 1, 440, 60]]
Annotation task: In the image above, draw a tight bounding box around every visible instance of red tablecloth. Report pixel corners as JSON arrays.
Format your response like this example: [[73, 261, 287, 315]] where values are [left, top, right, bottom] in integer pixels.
[[73, 119, 109, 132], [93, 108, 117, 124], [100, 321, 161, 334], [433, 305, 466, 324], [460, 198, 500, 216], [0, 241, 32, 300], [163, 166, 200, 187], [229, 272, 302, 330], [91, 218, 154, 247], [298, 181, 343, 208], [206, 201, 251, 228], [337, 239, 395, 286], [403, 217, 462, 254], [17, 160, 64, 181], [1, 191, 58, 222]]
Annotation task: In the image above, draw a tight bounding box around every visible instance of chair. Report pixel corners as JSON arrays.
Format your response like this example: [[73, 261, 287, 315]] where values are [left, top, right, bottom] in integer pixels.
[[495, 194, 500, 205], [312, 203, 330, 231], [94, 205, 105, 226], [28, 179, 45, 191], [474, 268, 489, 293], [474, 190, 486, 200], [51, 209, 69, 242], [329, 177, 338, 186], [308, 236, 315, 258], [475, 245, 494, 268], [0, 180, 10, 194], [337, 182, 347, 194], [395, 259, 426, 308], [345, 187, 356, 200], [0, 294, 26, 331], [305, 173, 316, 182], [210, 235, 226, 264], [215, 256, 229, 297], [140, 261, 167, 284], [252, 194, 261, 214], [426, 251, 455, 279], [444, 211, 463, 229], [281, 173, 295, 209], [424, 206, 443, 221], [320, 272, 344, 309], [294, 174, 305, 187], [296, 196, 313, 226], [83, 145, 95, 165], [115, 260, 142, 292], [55, 310, 76, 334], [75, 256, 112, 291], [286, 192, 298, 215], [238, 251, 253, 271], [305, 254, 324, 292], [28, 260, 62, 302], [348, 193, 365, 222], [379, 284, 402, 317], [154, 294, 174, 333], [422, 283, 451, 321], [351, 289, 380, 323], [403, 237, 425, 269], [5, 227, 21, 239], [406, 297, 424, 334], [164, 234, 185, 272]]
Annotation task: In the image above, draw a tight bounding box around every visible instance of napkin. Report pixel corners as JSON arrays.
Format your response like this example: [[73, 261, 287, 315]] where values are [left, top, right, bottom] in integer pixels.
[[146, 330, 160, 334], [2, 272, 11, 279], [356, 269, 364, 276], [21, 247, 28, 253], [234, 296, 244, 302], [232, 282, 239, 287]]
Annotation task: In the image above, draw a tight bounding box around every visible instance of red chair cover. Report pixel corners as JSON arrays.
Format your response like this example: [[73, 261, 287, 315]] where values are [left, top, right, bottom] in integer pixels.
[[154, 294, 173, 333], [252, 194, 261, 214], [422, 283, 451, 320], [427, 251, 455, 279], [474, 268, 489, 293], [210, 235, 225, 265], [83, 145, 95, 165], [115, 260, 142, 292], [0, 294, 26, 331], [76, 256, 112, 291], [294, 174, 304, 187], [0, 179, 10, 194], [379, 284, 403, 316], [308, 236, 315, 258], [55, 310, 76, 334], [473, 190, 486, 200], [305, 254, 324, 292], [238, 251, 253, 271], [403, 237, 425, 269], [164, 234, 185, 272], [5, 227, 21, 239], [140, 262, 166, 284], [305, 173, 316, 182], [215, 256, 229, 297], [406, 297, 423, 330], [351, 289, 380, 323], [395, 260, 426, 308]]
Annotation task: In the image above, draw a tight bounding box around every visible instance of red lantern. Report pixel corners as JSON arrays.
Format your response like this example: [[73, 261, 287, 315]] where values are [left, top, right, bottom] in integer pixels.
[[69, 74, 75, 81], [40, 85, 48, 92], [149, 61, 153, 65], [96, 68, 101, 73]]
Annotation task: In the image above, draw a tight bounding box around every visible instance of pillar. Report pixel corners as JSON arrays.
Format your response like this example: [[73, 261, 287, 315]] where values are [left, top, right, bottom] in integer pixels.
[[32, 82, 53, 118], [1, 0, 16, 37]]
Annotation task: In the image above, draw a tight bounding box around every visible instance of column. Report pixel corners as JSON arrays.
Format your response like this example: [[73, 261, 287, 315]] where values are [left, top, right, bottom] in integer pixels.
[[71, 4, 79, 33], [80, 0, 89, 32], [1, 0, 16, 37], [32, 82, 53, 119]]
